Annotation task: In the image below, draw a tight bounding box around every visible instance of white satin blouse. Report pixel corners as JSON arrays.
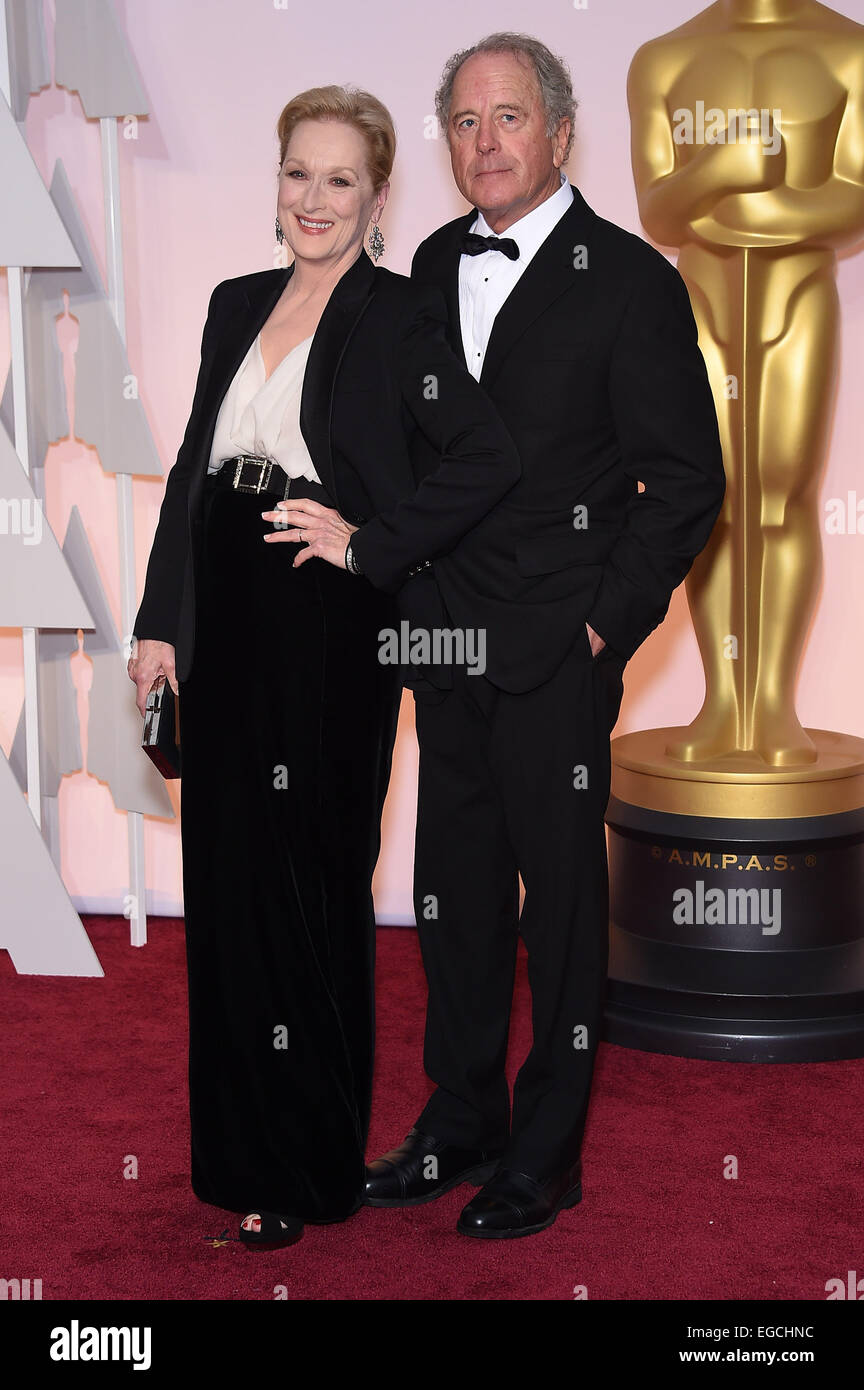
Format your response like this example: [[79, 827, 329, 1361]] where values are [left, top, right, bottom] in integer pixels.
[[206, 331, 321, 482]]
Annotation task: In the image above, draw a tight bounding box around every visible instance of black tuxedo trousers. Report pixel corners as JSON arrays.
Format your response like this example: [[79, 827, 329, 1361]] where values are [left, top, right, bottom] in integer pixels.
[[412, 631, 627, 1178]]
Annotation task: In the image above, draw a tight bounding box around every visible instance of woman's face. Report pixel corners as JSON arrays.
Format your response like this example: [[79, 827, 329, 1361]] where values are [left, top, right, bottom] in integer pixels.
[[277, 119, 387, 266]]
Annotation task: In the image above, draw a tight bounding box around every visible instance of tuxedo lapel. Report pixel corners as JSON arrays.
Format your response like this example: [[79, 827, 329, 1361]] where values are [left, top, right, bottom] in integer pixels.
[[190, 265, 292, 509], [445, 214, 473, 370], [201, 267, 293, 431], [479, 188, 595, 391], [189, 252, 377, 511], [299, 249, 377, 505], [420, 188, 597, 389], [421, 213, 474, 369]]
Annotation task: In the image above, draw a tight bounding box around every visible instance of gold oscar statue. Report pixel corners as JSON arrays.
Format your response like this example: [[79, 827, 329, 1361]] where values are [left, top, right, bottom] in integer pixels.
[[603, 0, 864, 1063], [615, 0, 864, 819]]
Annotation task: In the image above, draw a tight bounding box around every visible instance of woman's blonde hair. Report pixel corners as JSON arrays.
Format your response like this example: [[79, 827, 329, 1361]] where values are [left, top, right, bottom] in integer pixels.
[[276, 85, 396, 190]]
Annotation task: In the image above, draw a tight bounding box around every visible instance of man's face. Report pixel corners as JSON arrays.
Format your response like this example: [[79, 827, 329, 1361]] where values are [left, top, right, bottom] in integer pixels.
[[446, 50, 569, 232]]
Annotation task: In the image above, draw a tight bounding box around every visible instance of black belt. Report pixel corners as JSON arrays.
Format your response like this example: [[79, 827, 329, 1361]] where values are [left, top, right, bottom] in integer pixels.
[[208, 454, 332, 505]]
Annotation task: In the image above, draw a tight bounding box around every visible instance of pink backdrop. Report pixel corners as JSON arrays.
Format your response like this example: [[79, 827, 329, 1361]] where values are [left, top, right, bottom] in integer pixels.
[[1, 0, 863, 922]]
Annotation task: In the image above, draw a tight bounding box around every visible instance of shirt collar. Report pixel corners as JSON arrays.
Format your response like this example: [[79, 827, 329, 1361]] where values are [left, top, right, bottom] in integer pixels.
[[472, 172, 573, 260]]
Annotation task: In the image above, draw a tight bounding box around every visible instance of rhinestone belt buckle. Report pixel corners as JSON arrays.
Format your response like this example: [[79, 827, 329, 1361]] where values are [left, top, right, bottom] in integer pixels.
[[233, 455, 273, 494]]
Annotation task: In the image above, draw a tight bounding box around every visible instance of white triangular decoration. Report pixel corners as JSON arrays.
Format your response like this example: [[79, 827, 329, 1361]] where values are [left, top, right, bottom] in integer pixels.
[[0, 751, 103, 976], [9, 628, 81, 797], [63, 508, 174, 816], [0, 93, 79, 267], [0, 425, 93, 628], [72, 298, 163, 477], [0, 265, 70, 477]]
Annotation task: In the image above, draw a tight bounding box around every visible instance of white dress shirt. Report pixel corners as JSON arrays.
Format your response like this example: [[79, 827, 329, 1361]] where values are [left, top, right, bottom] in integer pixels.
[[207, 331, 321, 481], [459, 173, 574, 380]]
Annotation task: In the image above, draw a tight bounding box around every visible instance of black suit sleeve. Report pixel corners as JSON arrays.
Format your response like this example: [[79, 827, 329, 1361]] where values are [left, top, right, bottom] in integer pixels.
[[132, 282, 224, 644], [410, 237, 434, 282], [586, 258, 726, 660], [349, 287, 521, 592]]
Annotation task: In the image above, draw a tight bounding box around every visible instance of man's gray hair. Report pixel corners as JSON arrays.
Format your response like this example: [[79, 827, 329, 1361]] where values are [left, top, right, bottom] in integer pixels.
[[435, 32, 576, 161]]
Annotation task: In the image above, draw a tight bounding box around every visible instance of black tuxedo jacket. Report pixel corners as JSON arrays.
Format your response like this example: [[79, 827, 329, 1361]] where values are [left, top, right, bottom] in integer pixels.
[[133, 251, 520, 681], [402, 184, 726, 690]]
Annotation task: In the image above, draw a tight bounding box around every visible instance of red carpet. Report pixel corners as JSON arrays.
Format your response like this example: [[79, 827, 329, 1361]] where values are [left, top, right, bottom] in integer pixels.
[[2, 917, 861, 1301]]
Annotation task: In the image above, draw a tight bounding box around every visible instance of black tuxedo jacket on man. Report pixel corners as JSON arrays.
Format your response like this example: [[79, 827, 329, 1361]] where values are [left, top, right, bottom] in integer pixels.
[[133, 252, 520, 680], [396, 184, 725, 691]]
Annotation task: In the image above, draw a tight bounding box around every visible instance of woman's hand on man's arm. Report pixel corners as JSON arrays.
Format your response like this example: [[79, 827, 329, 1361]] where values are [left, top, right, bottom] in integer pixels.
[[260, 498, 359, 569]]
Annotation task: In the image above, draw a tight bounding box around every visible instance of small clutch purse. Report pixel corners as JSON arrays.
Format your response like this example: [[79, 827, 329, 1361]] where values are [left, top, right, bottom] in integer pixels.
[[141, 675, 181, 779]]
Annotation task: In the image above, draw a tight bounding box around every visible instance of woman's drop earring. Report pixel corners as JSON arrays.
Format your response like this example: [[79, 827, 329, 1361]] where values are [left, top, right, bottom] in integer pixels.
[[368, 219, 385, 262], [275, 217, 284, 245]]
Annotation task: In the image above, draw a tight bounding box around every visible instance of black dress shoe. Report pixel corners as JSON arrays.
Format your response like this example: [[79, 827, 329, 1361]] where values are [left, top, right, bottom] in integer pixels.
[[457, 1162, 582, 1238], [364, 1128, 502, 1207]]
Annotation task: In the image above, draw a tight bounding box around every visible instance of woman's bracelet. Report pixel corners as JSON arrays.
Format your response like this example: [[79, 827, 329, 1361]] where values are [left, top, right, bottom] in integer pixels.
[[345, 540, 362, 576]]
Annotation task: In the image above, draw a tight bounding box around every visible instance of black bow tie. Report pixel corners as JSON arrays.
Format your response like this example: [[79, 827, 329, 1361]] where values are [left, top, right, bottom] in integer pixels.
[[461, 231, 520, 261]]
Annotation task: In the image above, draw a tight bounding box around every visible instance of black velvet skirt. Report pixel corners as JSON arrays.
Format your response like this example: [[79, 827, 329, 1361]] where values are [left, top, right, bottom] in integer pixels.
[[177, 476, 400, 1222]]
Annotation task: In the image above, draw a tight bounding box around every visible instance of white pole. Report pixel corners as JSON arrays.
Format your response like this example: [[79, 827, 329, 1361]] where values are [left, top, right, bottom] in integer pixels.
[[100, 114, 147, 948], [10, 272, 42, 830], [2, 15, 41, 829]]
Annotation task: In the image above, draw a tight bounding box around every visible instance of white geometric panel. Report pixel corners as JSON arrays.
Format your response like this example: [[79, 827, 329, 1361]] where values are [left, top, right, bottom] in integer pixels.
[[44, 160, 105, 296], [8, 627, 81, 798], [72, 297, 163, 477], [54, 0, 148, 118], [0, 424, 93, 628], [8, 161, 163, 479], [0, 266, 70, 482], [0, 750, 103, 976], [0, 93, 79, 267], [6, 0, 50, 121], [62, 507, 173, 816]]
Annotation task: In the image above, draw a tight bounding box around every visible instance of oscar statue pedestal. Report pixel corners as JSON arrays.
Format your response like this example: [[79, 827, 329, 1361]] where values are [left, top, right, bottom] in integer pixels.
[[604, 728, 864, 1061]]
